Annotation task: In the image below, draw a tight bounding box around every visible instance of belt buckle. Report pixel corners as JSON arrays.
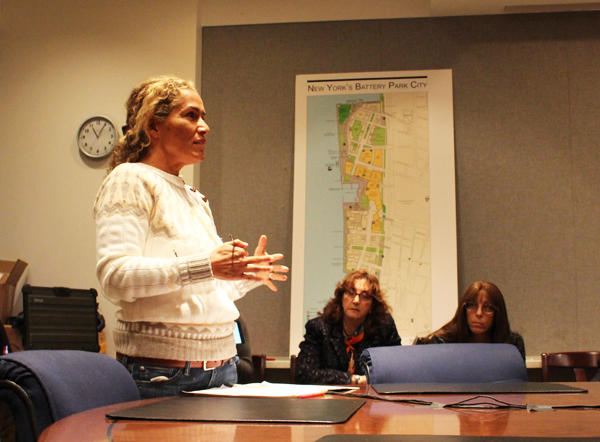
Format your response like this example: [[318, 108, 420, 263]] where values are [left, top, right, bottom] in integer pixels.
[[203, 360, 217, 371]]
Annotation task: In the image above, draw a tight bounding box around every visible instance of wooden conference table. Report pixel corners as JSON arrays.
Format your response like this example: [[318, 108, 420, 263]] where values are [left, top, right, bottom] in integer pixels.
[[39, 383, 600, 442]]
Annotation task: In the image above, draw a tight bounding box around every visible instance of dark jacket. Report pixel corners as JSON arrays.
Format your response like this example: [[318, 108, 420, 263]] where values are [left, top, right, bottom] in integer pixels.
[[295, 314, 401, 384]]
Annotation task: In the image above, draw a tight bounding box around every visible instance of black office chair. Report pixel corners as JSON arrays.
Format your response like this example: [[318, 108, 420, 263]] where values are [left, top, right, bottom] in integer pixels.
[[0, 350, 141, 442], [235, 315, 267, 383]]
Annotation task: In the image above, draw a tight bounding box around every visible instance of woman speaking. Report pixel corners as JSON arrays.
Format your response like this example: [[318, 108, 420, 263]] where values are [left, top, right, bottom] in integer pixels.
[[94, 76, 288, 398]]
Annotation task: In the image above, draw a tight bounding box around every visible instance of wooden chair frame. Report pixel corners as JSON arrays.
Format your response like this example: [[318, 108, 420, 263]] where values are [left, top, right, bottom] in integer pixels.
[[290, 355, 297, 383], [251, 354, 267, 382], [541, 351, 600, 382]]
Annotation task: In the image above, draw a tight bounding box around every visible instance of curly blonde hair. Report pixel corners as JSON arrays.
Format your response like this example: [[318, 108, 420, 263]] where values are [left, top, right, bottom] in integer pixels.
[[108, 75, 197, 172]]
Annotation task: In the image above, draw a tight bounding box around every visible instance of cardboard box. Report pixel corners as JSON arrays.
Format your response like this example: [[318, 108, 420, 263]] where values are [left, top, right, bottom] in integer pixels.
[[0, 259, 29, 322], [4, 325, 22, 352]]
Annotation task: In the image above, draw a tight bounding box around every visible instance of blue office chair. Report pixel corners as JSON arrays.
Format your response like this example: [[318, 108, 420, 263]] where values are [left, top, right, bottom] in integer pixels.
[[0, 350, 141, 442], [361, 343, 528, 384]]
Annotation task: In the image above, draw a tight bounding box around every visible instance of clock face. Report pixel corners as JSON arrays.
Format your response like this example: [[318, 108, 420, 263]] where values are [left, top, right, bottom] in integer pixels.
[[78, 116, 118, 159]]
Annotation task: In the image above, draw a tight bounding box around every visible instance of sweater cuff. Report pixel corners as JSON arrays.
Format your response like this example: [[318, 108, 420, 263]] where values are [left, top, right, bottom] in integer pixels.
[[180, 254, 213, 284]]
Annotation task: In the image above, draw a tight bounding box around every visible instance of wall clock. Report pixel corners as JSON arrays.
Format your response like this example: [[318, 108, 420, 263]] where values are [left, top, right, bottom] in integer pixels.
[[77, 116, 118, 159]]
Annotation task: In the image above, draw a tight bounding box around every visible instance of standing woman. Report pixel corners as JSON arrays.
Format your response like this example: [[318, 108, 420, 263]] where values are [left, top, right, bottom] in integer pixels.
[[93, 76, 288, 398], [295, 270, 401, 385], [415, 281, 525, 360]]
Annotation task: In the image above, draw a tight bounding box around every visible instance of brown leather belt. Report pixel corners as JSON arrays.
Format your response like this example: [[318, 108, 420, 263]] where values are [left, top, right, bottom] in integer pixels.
[[117, 353, 228, 371]]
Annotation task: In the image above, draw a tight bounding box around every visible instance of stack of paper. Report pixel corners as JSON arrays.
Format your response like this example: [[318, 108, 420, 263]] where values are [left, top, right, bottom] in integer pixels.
[[185, 382, 358, 398]]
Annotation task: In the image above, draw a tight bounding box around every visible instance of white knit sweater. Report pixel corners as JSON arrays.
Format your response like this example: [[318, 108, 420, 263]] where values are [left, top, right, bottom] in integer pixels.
[[93, 162, 259, 362]]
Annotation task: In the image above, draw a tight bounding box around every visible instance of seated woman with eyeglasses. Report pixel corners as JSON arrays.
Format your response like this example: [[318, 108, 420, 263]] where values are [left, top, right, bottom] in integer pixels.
[[295, 270, 401, 385], [415, 281, 525, 361]]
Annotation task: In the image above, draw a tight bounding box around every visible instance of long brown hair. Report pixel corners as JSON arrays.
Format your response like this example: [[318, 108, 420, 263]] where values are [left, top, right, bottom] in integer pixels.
[[424, 281, 512, 344], [320, 270, 392, 335]]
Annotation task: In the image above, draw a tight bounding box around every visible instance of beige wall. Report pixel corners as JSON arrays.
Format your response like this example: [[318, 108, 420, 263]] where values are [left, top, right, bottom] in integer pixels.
[[0, 0, 197, 356]]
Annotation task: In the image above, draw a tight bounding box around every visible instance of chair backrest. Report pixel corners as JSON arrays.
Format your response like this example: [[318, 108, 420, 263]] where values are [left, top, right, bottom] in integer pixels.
[[360, 343, 528, 384], [541, 351, 600, 382], [290, 354, 297, 384], [0, 350, 140, 442], [235, 315, 258, 383], [234, 314, 268, 384], [251, 354, 267, 382]]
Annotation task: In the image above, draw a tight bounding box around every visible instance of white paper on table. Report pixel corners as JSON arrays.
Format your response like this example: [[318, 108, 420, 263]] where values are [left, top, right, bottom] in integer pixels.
[[184, 381, 359, 398]]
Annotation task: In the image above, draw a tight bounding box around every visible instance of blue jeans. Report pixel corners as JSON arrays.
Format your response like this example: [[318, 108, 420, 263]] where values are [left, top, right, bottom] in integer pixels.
[[121, 356, 239, 399]]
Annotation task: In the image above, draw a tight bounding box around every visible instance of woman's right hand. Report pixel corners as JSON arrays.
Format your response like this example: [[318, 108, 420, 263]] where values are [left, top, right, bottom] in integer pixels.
[[210, 239, 283, 282]]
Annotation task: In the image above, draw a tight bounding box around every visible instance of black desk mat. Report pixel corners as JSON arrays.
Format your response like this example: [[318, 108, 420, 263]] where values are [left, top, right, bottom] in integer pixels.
[[372, 382, 588, 395], [107, 396, 365, 424], [316, 436, 600, 442]]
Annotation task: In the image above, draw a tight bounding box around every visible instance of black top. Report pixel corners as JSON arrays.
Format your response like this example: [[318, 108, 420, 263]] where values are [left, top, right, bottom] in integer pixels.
[[296, 315, 401, 384], [414, 331, 526, 361]]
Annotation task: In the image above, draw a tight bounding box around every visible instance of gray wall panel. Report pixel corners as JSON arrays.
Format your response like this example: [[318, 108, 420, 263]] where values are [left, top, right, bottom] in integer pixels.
[[200, 21, 385, 356], [568, 24, 600, 352], [201, 12, 600, 358]]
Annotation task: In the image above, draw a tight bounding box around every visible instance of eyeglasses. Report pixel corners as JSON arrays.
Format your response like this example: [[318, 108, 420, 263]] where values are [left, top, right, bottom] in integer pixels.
[[464, 302, 496, 315], [344, 290, 373, 302]]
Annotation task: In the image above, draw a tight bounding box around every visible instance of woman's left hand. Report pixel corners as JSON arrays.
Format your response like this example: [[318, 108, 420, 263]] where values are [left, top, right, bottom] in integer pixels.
[[254, 235, 288, 291]]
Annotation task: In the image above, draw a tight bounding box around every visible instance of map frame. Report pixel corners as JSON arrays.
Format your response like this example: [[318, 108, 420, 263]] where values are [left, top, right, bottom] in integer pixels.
[[290, 70, 457, 355]]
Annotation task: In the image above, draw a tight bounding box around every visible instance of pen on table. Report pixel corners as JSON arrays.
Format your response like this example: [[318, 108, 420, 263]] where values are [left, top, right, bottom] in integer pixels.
[[297, 391, 327, 399]]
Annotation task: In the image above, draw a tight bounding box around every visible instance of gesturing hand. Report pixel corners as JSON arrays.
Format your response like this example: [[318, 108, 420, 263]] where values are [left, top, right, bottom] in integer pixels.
[[210, 236, 287, 286], [253, 235, 288, 291]]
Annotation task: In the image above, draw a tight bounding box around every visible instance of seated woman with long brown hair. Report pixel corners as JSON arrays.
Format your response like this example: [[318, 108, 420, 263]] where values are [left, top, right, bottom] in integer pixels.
[[295, 270, 401, 385], [415, 281, 525, 361]]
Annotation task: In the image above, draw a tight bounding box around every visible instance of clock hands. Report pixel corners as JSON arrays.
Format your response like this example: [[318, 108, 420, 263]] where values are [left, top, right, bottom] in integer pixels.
[[97, 122, 107, 137], [92, 126, 99, 138]]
